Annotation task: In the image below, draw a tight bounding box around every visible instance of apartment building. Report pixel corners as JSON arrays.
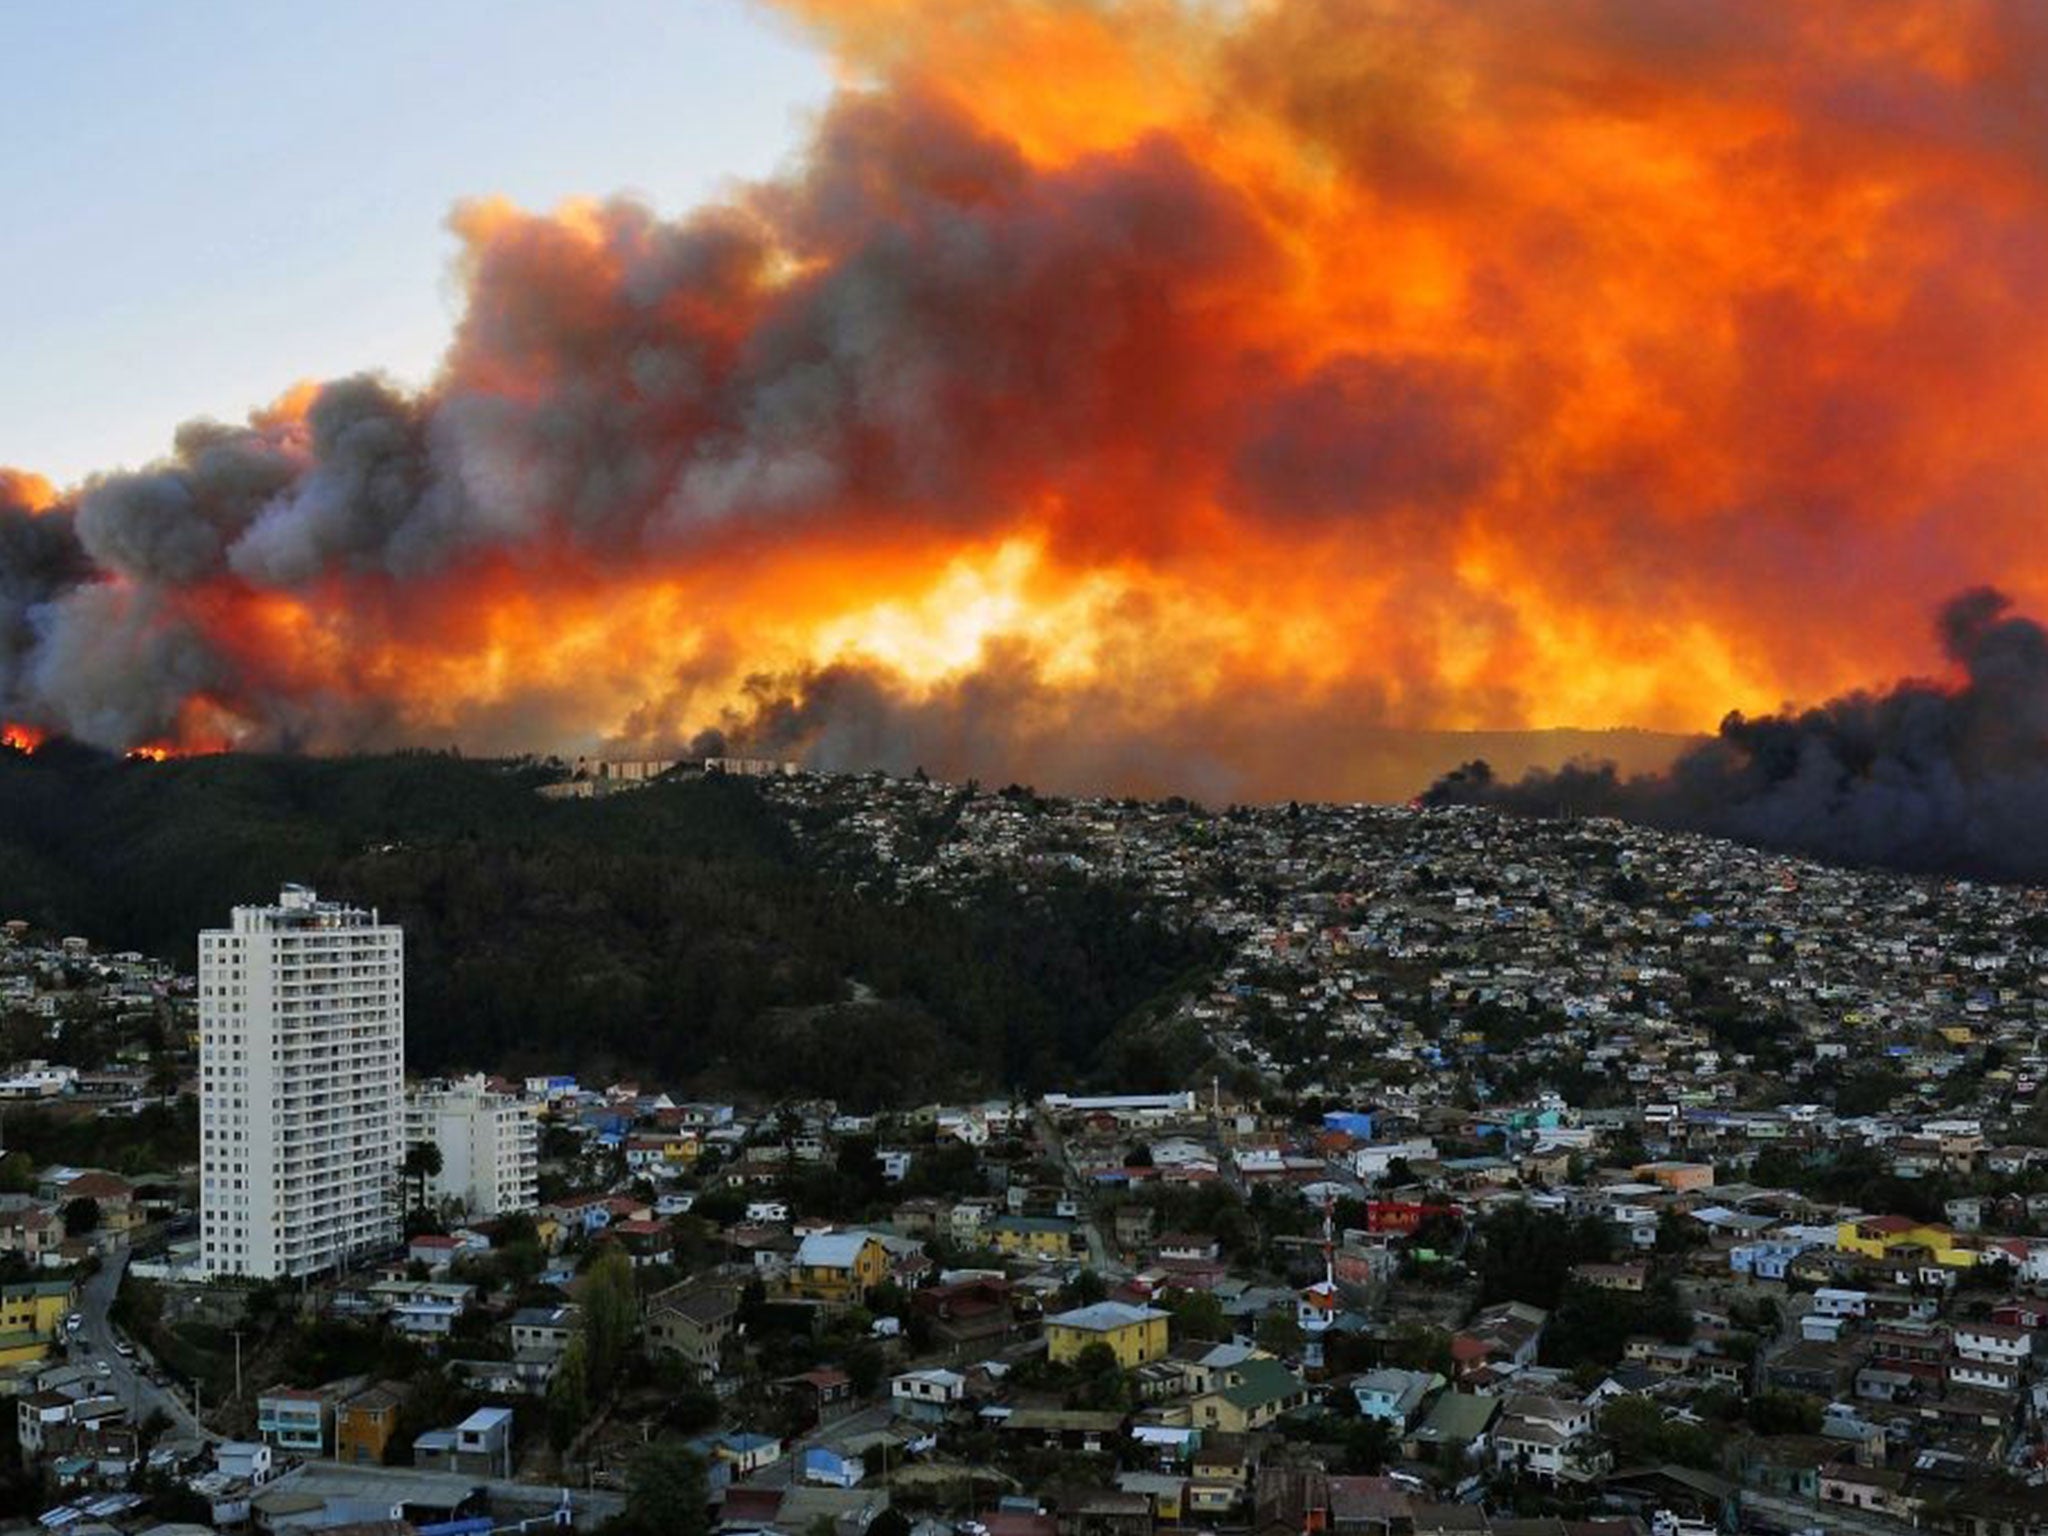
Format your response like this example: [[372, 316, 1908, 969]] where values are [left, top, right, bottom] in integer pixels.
[[405, 1074, 540, 1218], [200, 885, 404, 1279]]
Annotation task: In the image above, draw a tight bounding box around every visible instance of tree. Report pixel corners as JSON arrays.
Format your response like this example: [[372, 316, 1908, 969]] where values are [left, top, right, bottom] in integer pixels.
[[61, 1196, 99, 1237], [548, 1335, 590, 1452], [580, 1245, 640, 1400], [609, 1441, 711, 1536], [1256, 1308, 1305, 1359], [1339, 1415, 1395, 1473], [843, 1340, 885, 1398], [1598, 1396, 1720, 1472], [1747, 1392, 1821, 1437], [1473, 1206, 1612, 1309], [1062, 1269, 1108, 1308], [1069, 1342, 1132, 1411], [0, 1152, 32, 1194], [403, 1143, 444, 1212], [1167, 1289, 1229, 1342]]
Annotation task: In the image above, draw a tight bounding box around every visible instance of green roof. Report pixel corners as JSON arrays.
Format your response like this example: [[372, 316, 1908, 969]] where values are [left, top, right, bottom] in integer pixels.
[[1218, 1358, 1309, 1411], [1, 1280, 72, 1299], [1416, 1391, 1500, 1443]]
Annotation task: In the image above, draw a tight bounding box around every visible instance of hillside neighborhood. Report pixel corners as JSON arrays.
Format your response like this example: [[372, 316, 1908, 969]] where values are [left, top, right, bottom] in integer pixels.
[[6, 772, 2048, 1536]]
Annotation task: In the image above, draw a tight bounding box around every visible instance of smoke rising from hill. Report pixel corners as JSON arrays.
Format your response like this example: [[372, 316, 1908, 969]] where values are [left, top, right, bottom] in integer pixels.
[[8, 3, 2048, 801], [1425, 589, 2048, 880]]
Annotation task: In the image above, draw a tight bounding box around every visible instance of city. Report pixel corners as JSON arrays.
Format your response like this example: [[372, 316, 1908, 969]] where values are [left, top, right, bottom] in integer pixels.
[[7, 0, 2048, 1533], [2, 765, 2048, 1536]]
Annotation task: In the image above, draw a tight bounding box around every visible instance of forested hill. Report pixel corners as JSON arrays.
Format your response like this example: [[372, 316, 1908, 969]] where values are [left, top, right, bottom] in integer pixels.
[[0, 747, 1219, 1106]]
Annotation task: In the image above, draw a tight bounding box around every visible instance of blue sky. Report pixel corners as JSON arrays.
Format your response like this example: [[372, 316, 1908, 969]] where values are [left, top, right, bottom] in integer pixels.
[[0, 1, 832, 485]]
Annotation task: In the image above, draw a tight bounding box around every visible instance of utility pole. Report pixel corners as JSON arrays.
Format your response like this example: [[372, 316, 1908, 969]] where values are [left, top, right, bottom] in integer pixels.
[[232, 1328, 244, 1401]]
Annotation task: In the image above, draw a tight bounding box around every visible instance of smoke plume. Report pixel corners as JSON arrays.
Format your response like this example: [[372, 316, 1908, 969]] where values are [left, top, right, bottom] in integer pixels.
[[7, 2, 2048, 801], [1425, 589, 2048, 880]]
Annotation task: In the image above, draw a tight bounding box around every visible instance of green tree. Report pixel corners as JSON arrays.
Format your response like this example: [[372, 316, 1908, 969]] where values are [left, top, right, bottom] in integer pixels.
[[548, 1335, 590, 1453], [0, 1152, 34, 1194], [843, 1340, 885, 1398], [581, 1245, 640, 1399], [1062, 1269, 1108, 1307], [1167, 1289, 1228, 1342], [1069, 1342, 1132, 1411], [61, 1196, 99, 1237], [1747, 1392, 1821, 1437], [1256, 1308, 1305, 1359], [1339, 1415, 1395, 1473], [403, 1143, 444, 1213], [609, 1441, 711, 1536]]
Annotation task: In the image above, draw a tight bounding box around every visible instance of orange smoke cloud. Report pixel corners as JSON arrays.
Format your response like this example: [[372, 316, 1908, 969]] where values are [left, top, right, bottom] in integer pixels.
[[8, 0, 2048, 798]]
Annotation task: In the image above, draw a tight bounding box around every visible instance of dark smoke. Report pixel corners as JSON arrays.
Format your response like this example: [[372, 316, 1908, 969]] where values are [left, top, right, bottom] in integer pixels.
[[1423, 587, 2048, 882]]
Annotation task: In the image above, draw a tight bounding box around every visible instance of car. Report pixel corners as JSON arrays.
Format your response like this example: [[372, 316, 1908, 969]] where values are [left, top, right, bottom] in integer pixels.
[[63, 1312, 81, 1332], [114, 1340, 134, 1358], [94, 1361, 110, 1378]]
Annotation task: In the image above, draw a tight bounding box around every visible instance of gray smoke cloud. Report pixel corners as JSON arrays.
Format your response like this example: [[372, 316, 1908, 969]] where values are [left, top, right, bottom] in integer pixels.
[[1423, 588, 2048, 881], [0, 481, 90, 710]]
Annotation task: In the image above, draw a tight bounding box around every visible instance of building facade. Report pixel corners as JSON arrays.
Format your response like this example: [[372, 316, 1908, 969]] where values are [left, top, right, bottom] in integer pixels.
[[200, 885, 404, 1279], [405, 1074, 540, 1217], [1045, 1302, 1170, 1368]]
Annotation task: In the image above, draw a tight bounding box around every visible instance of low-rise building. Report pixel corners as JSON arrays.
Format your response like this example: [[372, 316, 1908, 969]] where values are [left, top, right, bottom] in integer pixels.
[[1046, 1302, 1170, 1369]]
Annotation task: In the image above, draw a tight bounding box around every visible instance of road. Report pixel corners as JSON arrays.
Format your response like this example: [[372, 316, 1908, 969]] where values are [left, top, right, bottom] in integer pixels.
[[1032, 1108, 1121, 1281], [74, 1240, 214, 1442]]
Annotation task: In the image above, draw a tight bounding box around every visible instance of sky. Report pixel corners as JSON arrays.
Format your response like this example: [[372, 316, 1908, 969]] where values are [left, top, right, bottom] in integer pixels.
[[5, 0, 2047, 807], [0, 1, 831, 485]]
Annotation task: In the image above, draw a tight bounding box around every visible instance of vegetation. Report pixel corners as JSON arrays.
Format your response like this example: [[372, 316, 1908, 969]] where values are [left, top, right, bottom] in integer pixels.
[[0, 749, 1218, 1106]]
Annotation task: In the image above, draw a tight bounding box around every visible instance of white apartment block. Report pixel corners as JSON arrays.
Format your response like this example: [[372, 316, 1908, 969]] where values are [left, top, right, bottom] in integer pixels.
[[406, 1075, 540, 1217], [200, 885, 404, 1279]]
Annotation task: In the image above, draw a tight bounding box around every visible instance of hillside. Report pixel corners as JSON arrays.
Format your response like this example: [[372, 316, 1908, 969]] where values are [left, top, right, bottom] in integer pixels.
[[0, 747, 1218, 1106]]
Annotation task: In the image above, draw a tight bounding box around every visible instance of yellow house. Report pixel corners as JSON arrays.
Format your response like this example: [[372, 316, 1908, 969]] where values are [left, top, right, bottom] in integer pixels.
[[1046, 1301, 1169, 1369], [987, 1216, 1080, 1261], [1189, 1357, 1315, 1432], [1836, 1216, 1976, 1269], [786, 1231, 890, 1304], [0, 1279, 73, 1339]]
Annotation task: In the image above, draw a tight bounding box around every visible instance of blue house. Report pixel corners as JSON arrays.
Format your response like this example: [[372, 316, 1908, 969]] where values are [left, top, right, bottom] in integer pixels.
[[802, 1445, 863, 1488]]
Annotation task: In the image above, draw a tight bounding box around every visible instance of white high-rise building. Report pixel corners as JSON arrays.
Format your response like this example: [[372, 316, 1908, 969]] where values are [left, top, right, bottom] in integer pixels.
[[405, 1075, 540, 1218], [199, 884, 404, 1279]]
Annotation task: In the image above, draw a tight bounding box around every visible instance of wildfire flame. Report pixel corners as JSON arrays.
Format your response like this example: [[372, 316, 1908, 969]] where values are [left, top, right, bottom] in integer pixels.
[[5, 1, 2048, 800]]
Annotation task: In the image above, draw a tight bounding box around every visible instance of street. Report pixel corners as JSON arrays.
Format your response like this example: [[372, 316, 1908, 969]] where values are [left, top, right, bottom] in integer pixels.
[[74, 1241, 214, 1442]]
